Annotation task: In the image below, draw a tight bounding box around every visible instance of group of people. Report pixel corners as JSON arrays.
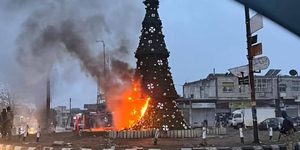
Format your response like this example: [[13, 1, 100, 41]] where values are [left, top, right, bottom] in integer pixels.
[[0, 106, 14, 140]]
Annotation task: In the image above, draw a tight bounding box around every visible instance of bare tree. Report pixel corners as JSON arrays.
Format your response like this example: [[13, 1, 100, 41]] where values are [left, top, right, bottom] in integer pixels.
[[0, 82, 18, 109]]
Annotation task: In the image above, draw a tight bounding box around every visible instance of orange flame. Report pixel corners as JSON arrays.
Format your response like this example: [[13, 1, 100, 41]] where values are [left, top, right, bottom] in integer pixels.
[[140, 98, 150, 119], [101, 80, 151, 131], [127, 97, 150, 128]]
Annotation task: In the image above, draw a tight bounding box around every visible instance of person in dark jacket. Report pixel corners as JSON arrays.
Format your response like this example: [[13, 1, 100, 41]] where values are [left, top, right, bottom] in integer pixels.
[[1, 109, 7, 138], [6, 106, 14, 140], [280, 111, 296, 150], [0, 113, 3, 137]]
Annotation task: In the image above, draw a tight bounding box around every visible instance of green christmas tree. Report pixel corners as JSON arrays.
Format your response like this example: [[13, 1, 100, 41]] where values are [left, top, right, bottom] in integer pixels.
[[133, 0, 189, 131]]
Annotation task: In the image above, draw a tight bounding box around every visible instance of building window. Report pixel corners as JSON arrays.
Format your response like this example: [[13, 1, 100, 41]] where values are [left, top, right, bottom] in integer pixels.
[[190, 94, 194, 99], [279, 84, 286, 92], [292, 81, 300, 91], [222, 82, 234, 92], [255, 78, 272, 93], [292, 87, 300, 91], [239, 85, 247, 93]]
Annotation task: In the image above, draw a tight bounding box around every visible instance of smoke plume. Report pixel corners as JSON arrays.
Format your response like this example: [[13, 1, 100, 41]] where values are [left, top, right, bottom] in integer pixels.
[[0, 0, 144, 125]]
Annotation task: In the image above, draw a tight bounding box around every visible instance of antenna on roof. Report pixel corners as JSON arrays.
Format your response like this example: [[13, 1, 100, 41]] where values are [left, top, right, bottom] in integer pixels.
[[213, 68, 215, 76]]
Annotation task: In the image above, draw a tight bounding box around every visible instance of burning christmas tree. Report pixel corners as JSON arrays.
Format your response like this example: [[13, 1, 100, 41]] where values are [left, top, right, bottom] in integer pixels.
[[131, 0, 189, 131]]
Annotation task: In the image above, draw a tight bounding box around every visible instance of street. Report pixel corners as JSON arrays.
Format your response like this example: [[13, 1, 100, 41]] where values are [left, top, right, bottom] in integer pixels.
[[0, 128, 299, 149]]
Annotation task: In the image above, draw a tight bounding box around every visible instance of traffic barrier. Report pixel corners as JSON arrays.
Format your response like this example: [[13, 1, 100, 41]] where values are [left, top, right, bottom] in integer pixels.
[[239, 128, 244, 143]]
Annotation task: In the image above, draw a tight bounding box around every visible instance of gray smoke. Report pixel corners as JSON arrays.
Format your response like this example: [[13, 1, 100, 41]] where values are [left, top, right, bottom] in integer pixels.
[[0, 0, 144, 123]]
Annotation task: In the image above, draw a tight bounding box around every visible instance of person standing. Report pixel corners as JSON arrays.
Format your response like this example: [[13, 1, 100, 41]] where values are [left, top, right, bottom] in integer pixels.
[[0, 112, 3, 137], [1, 109, 7, 138], [5, 106, 14, 140], [280, 111, 296, 150]]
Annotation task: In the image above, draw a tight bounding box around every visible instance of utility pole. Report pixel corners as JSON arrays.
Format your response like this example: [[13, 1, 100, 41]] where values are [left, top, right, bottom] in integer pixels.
[[101, 41, 107, 102], [276, 76, 281, 117], [245, 6, 259, 143], [46, 78, 51, 128], [70, 98, 73, 127]]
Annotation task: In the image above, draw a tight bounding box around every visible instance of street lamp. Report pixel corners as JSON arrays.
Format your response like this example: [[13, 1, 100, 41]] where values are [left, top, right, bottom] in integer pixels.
[[96, 40, 107, 103], [276, 75, 283, 117]]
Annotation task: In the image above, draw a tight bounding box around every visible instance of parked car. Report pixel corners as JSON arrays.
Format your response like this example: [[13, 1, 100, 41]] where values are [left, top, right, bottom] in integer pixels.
[[228, 108, 275, 129], [258, 117, 284, 131]]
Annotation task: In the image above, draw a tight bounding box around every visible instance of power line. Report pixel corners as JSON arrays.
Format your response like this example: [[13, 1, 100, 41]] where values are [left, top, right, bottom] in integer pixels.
[[52, 98, 69, 105], [52, 98, 85, 106]]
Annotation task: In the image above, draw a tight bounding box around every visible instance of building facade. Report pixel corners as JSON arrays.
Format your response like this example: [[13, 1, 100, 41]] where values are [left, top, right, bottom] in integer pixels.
[[177, 69, 300, 127], [54, 106, 69, 127], [54, 106, 82, 127]]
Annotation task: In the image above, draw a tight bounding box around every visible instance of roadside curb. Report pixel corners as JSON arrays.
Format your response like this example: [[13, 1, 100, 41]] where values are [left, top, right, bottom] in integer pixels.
[[0, 143, 299, 150]]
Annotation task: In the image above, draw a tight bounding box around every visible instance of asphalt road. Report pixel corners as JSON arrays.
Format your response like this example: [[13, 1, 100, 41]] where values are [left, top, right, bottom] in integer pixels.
[[0, 128, 298, 149]]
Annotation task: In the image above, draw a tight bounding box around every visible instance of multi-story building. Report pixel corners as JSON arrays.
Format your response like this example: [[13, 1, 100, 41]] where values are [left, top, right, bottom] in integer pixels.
[[177, 69, 300, 127], [54, 106, 82, 127], [54, 106, 68, 126]]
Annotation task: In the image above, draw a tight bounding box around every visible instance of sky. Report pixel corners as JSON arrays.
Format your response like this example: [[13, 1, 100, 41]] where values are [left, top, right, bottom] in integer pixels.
[[0, 0, 299, 109]]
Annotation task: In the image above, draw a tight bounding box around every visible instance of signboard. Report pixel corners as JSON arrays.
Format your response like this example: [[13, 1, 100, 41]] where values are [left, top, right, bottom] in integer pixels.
[[229, 56, 270, 77], [192, 103, 216, 108], [253, 56, 270, 71], [295, 99, 300, 102], [228, 65, 248, 77], [280, 93, 286, 97], [229, 102, 251, 109], [251, 101, 256, 106], [250, 13, 263, 34], [250, 43, 262, 57], [251, 35, 258, 44]]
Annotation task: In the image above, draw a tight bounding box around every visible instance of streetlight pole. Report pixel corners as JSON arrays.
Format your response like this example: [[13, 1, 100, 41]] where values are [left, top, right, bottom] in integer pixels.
[[244, 6, 259, 143], [96, 40, 107, 102]]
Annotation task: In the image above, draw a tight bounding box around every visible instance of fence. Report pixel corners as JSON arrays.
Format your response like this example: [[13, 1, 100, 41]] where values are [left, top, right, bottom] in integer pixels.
[[107, 127, 226, 139]]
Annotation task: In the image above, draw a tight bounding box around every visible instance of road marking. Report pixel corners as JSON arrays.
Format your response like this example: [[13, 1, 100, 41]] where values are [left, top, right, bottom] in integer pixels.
[[14, 146, 22, 150], [5, 145, 11, 150], [271, 145, 280, 150], [253, 146, 262, 150]]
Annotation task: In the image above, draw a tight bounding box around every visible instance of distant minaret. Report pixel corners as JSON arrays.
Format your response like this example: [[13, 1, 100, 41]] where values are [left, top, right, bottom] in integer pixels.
[[46, 77, 51, 127]]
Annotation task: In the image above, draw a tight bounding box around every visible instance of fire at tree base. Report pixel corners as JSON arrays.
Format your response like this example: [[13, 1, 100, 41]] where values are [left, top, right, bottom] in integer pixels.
[[75, 0, 191, 132], [128, 98, 190, 131]]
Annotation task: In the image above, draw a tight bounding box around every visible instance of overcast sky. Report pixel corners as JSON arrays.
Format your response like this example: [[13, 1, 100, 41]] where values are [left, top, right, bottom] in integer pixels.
[[0, 0, 299, 109]]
